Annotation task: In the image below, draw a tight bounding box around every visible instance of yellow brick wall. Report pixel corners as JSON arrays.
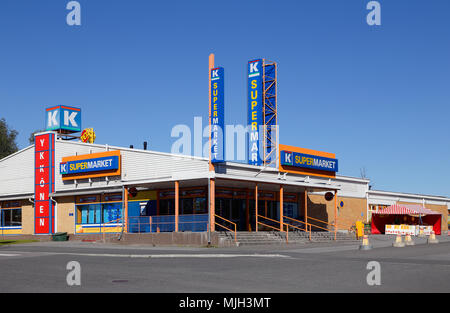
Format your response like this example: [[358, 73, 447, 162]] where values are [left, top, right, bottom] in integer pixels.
[[306, 194, 367, 231], [56, 196, 76, 234], [21, 201, 35, 235]]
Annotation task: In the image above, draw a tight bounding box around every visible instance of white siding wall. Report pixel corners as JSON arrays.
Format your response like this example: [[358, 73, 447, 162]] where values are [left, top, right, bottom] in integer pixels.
[[0, 146, 35, 197], [54, 140, 209, 191], [216, 163, 369, 198], [368, 192, 450, 206]]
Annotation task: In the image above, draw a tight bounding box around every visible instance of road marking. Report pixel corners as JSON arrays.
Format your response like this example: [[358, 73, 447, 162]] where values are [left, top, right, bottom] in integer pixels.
[[289, 246, 359, 253], [54, 252, 292, 259], [0, 253, 21, 257]]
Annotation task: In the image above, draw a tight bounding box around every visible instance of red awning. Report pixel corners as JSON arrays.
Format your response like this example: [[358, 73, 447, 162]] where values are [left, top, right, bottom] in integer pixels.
[[373, 204, 441, 216]]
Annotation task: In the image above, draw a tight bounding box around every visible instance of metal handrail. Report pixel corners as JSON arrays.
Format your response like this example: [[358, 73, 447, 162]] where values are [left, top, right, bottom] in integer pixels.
[[257, 215, 293, 244], [283, 216, 313, 241], [127, 215, 209, 233], [307, 216, 335, 227], [214, 214, 237, 242], [306, 216, 337, 240], [283, 216, 308, 231], [257, 214, 318, 243], [256, 214, 281, 229], [307, 216, 335, 231], [101, 217, 123, 242]]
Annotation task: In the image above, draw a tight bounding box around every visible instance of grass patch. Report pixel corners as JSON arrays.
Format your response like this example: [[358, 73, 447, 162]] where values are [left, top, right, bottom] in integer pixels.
[[0, 240, 39, 246]]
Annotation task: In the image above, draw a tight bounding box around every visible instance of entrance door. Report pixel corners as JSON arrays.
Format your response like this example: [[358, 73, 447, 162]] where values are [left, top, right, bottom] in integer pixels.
[[216, 198, 248, 231]]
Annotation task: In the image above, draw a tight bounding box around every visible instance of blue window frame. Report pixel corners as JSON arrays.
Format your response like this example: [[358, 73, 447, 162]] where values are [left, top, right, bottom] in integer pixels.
[[1, 208, 22, 227], [76, 202, 123, 225]]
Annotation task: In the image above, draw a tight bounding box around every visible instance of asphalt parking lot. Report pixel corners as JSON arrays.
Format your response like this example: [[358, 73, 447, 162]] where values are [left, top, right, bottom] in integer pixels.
[[0, 236, 449, 293]]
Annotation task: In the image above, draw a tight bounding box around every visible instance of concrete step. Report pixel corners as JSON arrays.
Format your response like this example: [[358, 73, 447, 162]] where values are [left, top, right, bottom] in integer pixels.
[[217, 231, 358, 245], [217, 231, 287, 246]]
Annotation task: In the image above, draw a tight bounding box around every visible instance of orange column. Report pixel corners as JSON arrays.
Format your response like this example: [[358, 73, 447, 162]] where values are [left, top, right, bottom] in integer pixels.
[[210, 179, 215, 232], [175, 181, 179, 232], [334, 191, 338, 240], [156, 190, 160, 216], [304, 190, 308, 225], [255, 184, 258, 232], [246, 190, 250, 231], [280, 185, 284, 231]]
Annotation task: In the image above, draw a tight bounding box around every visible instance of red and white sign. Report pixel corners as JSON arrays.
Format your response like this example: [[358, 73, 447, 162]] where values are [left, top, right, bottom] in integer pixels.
[[34, 133, 55, 234]]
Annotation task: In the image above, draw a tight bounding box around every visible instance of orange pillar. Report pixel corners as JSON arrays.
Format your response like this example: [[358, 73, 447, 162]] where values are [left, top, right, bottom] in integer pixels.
[[280, 185, 284, 231], [156, 190, 160, 216], [304, 189, 308, 226], [255, 184, 258, 232], [210, 179, 215, 232], [175, 181, 179, 232], [334, 191, 338, 240], [246, 190, 250, 231]]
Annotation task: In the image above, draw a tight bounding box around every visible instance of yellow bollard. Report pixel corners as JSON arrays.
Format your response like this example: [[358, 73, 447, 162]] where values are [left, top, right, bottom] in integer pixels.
[[359, 235, 372, 250], [393, 234, 405, 247], [405, 234, 415, 246], [427, 231, 439, 244], [418, 227, 425, 238]]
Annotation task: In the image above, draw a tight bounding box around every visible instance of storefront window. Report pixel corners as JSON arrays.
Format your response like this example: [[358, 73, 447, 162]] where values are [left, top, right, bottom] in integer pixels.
[[103, 203, 122, 223], [283, 202, 298, 219], [181, 198, 194, 215], [194, 198, 207, 214], [77, 203, 122, 225], [1, 209, 22, 227], [159, 199, 175, 215]]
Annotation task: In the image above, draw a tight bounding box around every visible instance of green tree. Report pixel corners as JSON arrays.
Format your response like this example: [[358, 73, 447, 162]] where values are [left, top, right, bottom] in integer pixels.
[[0, 118, 19, 159]]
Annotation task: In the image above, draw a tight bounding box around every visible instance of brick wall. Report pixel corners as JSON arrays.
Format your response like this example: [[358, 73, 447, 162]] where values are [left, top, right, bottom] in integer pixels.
[[56, 196, 76, 234], [305, 194, 367, 231]]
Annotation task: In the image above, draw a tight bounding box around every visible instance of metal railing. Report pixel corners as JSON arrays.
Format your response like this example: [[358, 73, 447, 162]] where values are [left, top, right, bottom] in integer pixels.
[[257, 215, 340, 243], [127, 214, 209, 233], [283, 216, 312, 241], [307, 216, 335, 231], [256, 214, 281, 231], [100, 217, 123, 242], [214, 214, 237, 242], [306, 216, 337, 240], [256, 214, 289, 243]]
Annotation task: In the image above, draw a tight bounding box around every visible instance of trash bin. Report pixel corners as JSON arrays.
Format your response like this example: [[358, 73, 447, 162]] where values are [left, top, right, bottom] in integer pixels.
[[355, 221, 364, 239], [364, 223, 372, 235], [52, 232, 68, 241]]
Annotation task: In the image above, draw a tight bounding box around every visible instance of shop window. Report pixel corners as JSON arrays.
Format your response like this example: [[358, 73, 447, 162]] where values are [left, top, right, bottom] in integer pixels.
[[194, 198, 207, 214], [181, 198, 194, 215], [159, 199, 175, 215], [283, 202, 298, 219], [1, 209, 22, 227], [77, 203, 123, 225], [103, 202, 122, 223]]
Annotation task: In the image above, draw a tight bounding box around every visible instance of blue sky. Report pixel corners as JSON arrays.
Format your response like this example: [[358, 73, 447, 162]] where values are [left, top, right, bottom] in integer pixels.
[[0, 0, 449, 197]]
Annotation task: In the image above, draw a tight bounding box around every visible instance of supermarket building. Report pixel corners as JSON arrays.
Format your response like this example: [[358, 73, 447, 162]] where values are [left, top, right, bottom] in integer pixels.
[[0, 56, 449, 244], [0, 133, 449, 243]]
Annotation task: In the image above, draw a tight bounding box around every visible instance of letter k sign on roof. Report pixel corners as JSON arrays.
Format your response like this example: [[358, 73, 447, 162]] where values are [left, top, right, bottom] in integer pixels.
[[46, 106, 82, 133]]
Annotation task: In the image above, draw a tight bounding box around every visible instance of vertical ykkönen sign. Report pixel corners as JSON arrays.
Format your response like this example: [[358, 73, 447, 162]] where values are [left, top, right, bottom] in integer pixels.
[[34, 132, 55, 234], [248, 59, 263, 166], [210, 67, 224, 163]]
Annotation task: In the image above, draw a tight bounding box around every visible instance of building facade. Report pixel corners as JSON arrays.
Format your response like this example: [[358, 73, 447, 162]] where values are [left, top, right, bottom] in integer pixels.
[[0, 134, 449, 238]]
